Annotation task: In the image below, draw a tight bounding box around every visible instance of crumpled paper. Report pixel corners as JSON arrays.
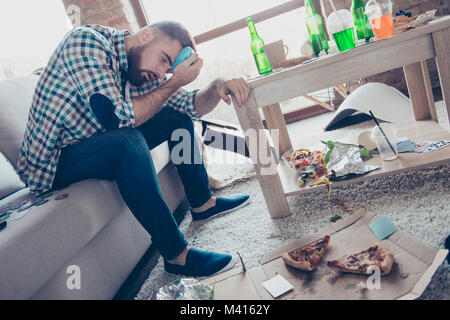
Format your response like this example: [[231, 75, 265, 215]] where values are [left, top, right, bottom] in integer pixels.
[[151, 278, 214, 300], [322, 141, 379, 179]]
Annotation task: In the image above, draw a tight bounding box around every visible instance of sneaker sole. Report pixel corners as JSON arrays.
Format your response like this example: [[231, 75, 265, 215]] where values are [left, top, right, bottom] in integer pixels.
[[210, 254, 237, 277], [164, 254, 237, 277], [201, 197, 251, 221]]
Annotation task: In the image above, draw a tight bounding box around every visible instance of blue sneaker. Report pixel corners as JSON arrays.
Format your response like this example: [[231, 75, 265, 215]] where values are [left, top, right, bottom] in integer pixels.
[[164, 248, 236, 277], [191, 195, 250, 221]]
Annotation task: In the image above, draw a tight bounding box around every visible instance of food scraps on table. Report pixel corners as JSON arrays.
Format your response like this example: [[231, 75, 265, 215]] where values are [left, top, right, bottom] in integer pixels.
[[393, 10, 436, 33], [284, 148, 331, 197]]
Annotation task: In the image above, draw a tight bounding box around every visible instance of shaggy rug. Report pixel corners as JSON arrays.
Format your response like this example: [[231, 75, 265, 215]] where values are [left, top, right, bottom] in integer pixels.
[[135, 118, 449, 300]]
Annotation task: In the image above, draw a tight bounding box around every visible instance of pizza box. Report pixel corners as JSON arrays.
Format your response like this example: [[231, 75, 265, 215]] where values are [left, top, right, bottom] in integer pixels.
[[204, 211, 448, 300]]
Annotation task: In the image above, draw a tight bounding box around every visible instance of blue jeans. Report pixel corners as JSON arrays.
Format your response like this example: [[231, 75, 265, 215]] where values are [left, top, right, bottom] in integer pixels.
[[51, 107, 212, 260]]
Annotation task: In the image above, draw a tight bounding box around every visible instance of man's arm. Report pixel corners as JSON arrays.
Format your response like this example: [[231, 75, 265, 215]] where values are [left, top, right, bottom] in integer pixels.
[[132, 54, 203, 127], [132, 77, 182, 127], [194, 77, 251, 117]]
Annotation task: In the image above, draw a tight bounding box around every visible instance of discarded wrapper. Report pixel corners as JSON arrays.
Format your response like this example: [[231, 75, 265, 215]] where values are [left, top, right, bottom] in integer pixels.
[[322, 141, 379, 179], [151, 278, 214, 300]]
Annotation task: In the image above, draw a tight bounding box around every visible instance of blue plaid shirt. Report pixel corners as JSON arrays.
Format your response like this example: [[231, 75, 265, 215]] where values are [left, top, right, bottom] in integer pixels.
[[17, 25, 200, 195]]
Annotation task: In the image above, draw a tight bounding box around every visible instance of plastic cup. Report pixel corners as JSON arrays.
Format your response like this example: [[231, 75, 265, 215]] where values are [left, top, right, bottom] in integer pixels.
[[327, 9, 356, 52], [365, 0, 394, 40], [371, 123, 398, 161]]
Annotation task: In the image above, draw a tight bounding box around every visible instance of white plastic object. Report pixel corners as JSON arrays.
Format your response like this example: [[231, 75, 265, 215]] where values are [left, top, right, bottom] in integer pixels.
[[324, 82, 415, 131], [365, 0, 392, 20], [326, 9, 355, 37]]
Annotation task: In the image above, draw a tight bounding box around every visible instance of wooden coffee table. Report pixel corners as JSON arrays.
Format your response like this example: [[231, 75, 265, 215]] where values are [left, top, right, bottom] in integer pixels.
[[232, 16, 450, 219]]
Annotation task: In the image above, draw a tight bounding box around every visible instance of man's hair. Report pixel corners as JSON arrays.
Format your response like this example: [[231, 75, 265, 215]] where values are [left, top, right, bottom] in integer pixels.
[[150, 21, 197, 51]]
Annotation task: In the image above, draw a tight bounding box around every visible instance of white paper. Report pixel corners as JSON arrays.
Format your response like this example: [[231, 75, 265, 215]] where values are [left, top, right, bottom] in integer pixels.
[[262, 274, 293, 298]]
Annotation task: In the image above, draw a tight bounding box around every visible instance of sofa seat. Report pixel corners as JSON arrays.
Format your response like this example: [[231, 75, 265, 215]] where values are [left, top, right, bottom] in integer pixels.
[[0, 74, 188, 299], [0, 139, 185, 299]]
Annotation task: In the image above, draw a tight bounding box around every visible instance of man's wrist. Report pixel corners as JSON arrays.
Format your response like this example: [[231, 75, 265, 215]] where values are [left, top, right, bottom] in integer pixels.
[[164, 76, 184, 91], [212, 77, 226, 90]]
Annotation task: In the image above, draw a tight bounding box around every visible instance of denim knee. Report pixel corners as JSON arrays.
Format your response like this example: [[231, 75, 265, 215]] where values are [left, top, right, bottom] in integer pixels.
[[113, 127, 150, 159]]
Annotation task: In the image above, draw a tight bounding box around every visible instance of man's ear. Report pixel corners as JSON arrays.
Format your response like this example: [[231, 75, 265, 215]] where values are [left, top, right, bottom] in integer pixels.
[[138, 27, 155, 46]]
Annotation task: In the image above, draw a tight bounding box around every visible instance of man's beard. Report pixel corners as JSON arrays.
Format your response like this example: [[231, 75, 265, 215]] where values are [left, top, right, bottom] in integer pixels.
[[126, 45, 146, 87]]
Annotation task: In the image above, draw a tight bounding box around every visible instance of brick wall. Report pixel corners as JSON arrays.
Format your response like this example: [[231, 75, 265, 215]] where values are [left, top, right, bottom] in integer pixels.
[[61, 0, 140, 32], [318, 0, 445, 97]]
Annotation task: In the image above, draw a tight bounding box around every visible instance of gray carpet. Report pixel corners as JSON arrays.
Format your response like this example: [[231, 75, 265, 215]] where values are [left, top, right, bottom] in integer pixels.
[[135, 119, 449, 300], [135, 167, 449, 301]]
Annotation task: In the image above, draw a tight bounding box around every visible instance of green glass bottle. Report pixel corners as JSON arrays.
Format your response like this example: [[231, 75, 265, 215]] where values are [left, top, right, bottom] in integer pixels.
[[246, 17, 272, 75], [305, 0, 329, 56], [351, 0, 374, 42]]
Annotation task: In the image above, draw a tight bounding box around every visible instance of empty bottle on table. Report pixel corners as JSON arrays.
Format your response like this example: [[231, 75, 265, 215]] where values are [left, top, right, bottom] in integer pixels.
[[304, 0, 329, 56], [351, 0, 374, 42], [246, 17, 272, 75]]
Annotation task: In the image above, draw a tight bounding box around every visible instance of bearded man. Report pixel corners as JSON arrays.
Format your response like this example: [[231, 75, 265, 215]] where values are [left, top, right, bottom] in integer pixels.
[[17, 21, 252, 277]]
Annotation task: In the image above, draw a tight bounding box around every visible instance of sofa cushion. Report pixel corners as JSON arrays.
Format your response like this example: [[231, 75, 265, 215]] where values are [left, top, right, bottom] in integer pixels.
[[150, 141, 171, 174], [0, 179, 136, 299], [0, 152, 25, 199], [0, 75, 39, 166]]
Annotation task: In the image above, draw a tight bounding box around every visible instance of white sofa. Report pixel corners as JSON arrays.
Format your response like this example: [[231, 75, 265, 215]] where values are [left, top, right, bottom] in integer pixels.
[[0, 75, 187, 299]]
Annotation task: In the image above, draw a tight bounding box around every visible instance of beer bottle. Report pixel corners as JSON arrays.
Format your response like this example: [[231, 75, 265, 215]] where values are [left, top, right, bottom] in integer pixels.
[[246, 17, 272, 75], [351, 0, 374, 42], [305, 0, 329, 56]]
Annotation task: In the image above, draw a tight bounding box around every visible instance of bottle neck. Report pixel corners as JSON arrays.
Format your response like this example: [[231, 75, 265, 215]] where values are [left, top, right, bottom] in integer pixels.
[[305, 0, 317, 16], [352, 0, 365, 8], [247, 18, 258, 36]]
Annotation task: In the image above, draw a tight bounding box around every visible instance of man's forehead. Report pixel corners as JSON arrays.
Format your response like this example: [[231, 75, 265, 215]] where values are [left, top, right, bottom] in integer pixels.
[[160, 37, 183, 60]]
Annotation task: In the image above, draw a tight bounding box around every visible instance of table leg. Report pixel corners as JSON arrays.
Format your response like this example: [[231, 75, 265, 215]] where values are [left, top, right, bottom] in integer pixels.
[[432, 28, 450, 125], [403, 61, 436, 121], [262, 103, 292, 157], [233, 93, 291, 218]]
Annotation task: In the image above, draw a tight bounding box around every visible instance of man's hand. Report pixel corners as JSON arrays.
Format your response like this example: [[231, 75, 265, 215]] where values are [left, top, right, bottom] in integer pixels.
[[194, 77, 252, 117], [216, 78, 251, 107], [170, 53, 203, 87]]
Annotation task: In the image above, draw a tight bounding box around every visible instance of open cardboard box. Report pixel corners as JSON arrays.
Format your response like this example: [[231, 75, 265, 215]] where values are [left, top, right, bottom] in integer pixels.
[[204, 211, 448, 300]]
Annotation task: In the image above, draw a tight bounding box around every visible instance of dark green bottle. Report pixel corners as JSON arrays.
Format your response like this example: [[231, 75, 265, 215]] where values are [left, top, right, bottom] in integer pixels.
[[246, 17, 272, 75], [351, 0, 374, 42], [305, 0, 329, 56]]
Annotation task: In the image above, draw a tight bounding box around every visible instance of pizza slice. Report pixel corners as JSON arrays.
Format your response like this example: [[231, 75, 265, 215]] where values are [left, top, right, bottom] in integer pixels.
[[282, 235, 330, 271], [326, 242, 394, 275]]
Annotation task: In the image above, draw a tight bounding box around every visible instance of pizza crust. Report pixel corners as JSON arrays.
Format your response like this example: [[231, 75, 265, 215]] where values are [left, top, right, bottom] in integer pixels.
[[326, 242, 394, 275], [282, 253, 315, 271], [374, 243, 394, 275]]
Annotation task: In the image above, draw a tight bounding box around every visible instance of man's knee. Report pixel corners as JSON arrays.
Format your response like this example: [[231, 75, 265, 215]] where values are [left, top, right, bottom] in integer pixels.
[[113, 127, 149, 156], [163, 108, 195, 131]]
